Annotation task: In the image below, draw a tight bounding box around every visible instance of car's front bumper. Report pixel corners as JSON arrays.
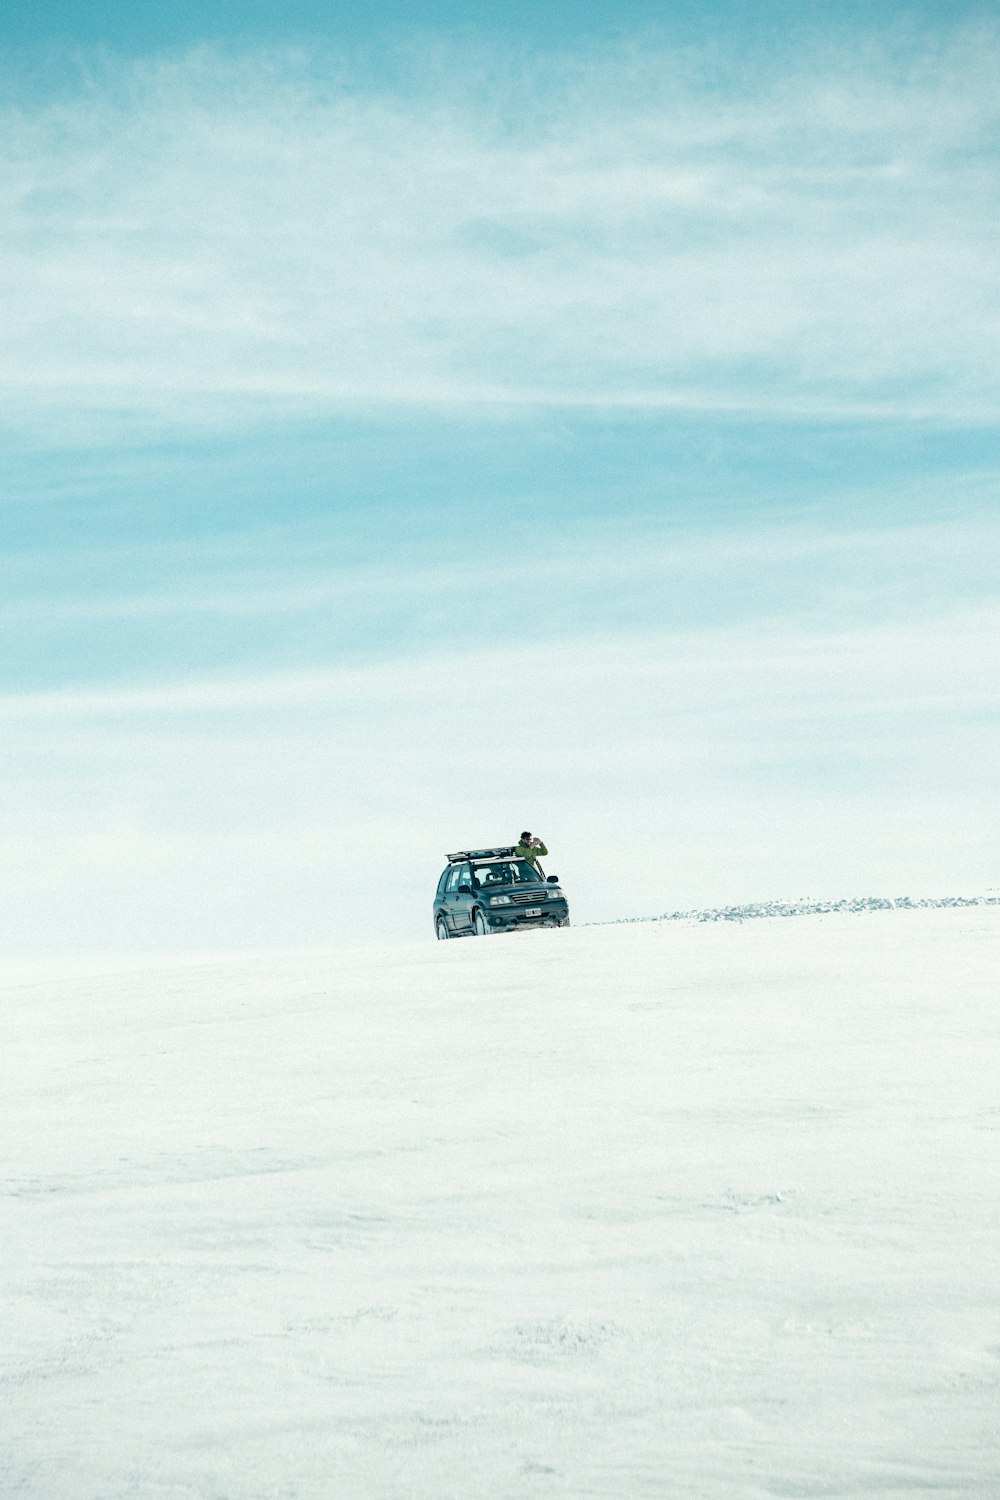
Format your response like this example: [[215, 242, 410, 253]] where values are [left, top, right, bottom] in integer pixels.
[[483, 901, 569, 931]]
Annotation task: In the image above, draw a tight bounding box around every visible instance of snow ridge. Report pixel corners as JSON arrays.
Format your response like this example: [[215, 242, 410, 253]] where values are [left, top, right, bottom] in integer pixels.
[[601, 892, 1000, 926]]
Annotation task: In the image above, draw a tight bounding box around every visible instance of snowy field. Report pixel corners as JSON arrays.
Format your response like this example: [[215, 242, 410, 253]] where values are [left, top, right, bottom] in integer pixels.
[[3, 907, 999, 1499]]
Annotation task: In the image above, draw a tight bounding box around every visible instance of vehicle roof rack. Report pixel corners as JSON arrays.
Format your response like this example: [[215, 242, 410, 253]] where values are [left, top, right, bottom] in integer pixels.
[[446, 846, 517, 863]]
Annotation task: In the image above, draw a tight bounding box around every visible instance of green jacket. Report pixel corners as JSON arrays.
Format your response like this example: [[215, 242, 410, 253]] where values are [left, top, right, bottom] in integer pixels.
[[515, 839, 548, 865]]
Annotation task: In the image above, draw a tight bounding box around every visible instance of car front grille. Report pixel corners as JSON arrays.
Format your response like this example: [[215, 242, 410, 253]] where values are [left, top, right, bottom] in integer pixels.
[[511, 889, 547, 903]]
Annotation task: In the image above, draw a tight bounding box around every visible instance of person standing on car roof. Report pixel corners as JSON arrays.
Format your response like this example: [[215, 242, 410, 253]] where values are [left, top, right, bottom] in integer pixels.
[[515, 831, 548, 867]]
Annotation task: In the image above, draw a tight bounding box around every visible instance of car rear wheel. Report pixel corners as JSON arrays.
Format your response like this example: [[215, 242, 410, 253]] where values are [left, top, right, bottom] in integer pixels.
[[473, 910, 492, 936], [435, 917, 449, 941]]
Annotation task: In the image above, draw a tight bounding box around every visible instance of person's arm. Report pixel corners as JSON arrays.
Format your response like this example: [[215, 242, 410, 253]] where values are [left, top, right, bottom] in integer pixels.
[[533, 840, 548, 858]]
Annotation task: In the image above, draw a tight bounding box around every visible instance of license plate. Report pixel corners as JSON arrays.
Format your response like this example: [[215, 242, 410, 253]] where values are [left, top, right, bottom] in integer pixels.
[[523, 907, 542, 917]]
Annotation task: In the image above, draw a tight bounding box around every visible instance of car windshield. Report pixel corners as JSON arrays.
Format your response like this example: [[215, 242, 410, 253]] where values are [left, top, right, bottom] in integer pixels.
[[472, 860, 542, 887]]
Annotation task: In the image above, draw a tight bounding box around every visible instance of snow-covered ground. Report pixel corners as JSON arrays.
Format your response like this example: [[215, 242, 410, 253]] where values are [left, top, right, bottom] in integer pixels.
[[3, 906, 999, 1499]]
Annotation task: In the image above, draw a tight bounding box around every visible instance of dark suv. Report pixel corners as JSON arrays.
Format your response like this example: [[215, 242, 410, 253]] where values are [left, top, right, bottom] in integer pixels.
[[433, 846, 570, 938]]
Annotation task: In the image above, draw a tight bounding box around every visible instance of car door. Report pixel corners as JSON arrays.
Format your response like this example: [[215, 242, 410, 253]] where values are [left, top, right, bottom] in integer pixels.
[[445, 862, 475, 933], [433, 867, 450, 928]]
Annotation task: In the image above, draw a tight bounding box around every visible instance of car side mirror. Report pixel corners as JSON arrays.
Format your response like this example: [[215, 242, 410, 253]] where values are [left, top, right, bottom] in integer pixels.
[[546, 874, 559, 883], [458, 883, 472, 895]]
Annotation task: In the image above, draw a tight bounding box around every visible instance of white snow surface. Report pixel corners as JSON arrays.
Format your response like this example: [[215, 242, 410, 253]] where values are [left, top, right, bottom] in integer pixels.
[[3, 907, 999, 1499]]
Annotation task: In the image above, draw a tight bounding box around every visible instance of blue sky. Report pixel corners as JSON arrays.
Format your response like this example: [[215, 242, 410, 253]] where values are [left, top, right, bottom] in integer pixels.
[[2, 2, 998, 971], [8, 0, 986, 55]]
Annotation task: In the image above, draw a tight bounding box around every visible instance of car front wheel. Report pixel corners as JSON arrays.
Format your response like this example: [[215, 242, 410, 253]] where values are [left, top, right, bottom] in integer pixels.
[[436, 917, 449, 941], [473, 910, 492, 936]]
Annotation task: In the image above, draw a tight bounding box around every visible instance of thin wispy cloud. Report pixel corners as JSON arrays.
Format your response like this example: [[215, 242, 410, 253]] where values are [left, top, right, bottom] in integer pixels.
[[4, 507, 993, 614], [3, 504, 998, 702], [2, 24, 998, 433], [2, 595, 996, 711]]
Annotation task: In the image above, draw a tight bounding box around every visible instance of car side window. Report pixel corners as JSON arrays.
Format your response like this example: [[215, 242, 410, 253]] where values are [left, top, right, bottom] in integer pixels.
[[436, 869, 450, 898], [446, 865, 463, 893]]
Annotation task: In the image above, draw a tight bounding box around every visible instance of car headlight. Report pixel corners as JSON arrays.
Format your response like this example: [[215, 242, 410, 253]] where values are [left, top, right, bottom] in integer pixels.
[[489, 895, 512, 906], [547, 888, 563, 899]]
